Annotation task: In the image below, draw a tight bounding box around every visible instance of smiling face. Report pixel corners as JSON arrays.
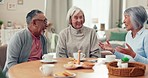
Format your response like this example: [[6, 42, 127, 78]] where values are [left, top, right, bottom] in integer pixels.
[[70, 11, 84, 29], [31, 13, 48, 36], [123, 14, 134, 31]]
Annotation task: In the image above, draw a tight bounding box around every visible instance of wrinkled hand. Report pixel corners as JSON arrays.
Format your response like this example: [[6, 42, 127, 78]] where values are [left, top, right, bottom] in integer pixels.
[[115, 43, 136, 58], [99, 40, 114, 52]]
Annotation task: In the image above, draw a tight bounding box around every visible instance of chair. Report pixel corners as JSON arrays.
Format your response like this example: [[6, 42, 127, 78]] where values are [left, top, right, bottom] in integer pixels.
[[0, 44, 7, 70], [45, 32, 58, 53]]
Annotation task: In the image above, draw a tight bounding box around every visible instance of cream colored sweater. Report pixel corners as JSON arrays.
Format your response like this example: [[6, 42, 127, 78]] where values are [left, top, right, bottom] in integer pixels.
[[56, 25, 100, 58]]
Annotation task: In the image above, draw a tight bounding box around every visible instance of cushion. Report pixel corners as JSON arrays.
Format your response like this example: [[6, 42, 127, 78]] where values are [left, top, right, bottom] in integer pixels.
[[105, 28, 119, 39], [110, 32, 127, 41], [119, 28, 127, 32]]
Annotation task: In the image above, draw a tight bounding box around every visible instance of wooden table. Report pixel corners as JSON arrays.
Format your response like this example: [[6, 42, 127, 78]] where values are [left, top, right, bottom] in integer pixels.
[[8, 58, 148, 78]]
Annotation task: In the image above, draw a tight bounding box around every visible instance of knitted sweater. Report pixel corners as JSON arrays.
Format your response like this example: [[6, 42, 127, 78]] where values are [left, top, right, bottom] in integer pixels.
[[56, 25, 100, 58]]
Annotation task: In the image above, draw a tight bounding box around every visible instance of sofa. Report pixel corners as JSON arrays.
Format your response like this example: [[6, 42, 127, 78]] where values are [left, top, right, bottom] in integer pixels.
[[99, 28, 127, 57], [100, 28, 127, 48]]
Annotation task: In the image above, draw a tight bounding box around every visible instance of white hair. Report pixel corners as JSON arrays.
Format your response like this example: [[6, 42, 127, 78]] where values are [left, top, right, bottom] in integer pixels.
[[124, 6, 148, 29], [66, 6, 85, 26]]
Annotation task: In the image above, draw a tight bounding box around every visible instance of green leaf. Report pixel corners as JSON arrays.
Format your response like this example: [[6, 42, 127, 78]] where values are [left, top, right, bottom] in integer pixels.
[[0, 20, 3, 26], [121, 57, 129, 62]]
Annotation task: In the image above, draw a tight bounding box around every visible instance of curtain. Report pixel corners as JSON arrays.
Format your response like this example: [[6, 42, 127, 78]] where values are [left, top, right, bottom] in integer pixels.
[[45, 0, 72, 33], [108, 0, 123, 29], [45, 0, 72, 53]]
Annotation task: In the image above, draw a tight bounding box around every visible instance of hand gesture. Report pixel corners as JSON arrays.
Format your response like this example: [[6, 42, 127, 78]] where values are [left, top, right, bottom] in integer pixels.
[[115, 43, 136, 58], [99, 40, 114, 52]]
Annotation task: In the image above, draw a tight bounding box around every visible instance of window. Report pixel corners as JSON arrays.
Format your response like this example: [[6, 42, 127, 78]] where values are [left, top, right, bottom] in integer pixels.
[[72, 0, 123, 30], [72, 0, 110, 30]]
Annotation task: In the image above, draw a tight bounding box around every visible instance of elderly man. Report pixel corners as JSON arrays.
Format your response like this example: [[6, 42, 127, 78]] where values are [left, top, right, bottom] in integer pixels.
[[3, 9, 48, 75]]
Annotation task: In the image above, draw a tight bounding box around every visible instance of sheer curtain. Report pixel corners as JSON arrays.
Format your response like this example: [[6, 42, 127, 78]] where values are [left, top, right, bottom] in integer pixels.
[[45, 0, 72, 53], [72, 0, 92, 28], [45, 0, 72, 33]]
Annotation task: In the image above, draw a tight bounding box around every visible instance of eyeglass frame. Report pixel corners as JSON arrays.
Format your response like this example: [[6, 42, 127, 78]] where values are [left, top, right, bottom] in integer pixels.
[[33, 18, 48, 24]]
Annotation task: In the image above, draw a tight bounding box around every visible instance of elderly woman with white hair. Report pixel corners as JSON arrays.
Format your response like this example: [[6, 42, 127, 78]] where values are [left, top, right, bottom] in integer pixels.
[[99, 6, 148, 64], [56, 6, 100, 58]]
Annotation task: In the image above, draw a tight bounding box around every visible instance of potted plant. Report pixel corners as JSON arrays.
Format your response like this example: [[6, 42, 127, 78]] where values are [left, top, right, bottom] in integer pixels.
[[116, 19, 123, 28], [0, 20, 3, 29]]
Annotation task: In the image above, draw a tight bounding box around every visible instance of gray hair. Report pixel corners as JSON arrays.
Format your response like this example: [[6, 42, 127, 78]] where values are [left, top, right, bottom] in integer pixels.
[[124, 6, 148, 29], [26, 9, 43, 25], [66, 6, 85, 25]]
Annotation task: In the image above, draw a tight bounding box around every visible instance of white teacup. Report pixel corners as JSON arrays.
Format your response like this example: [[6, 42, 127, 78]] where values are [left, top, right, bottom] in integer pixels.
[[73, 53, 85, 60], [105, 55, 116, 62], [42, 54, 53, 62], [39, 64, 54, 76]]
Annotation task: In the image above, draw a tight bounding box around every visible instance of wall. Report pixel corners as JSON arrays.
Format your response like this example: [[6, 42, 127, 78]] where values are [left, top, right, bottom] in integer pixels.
[[125, 0, 147, 8], [0, 0, 45, 27], [121, 0, 148, 28], [0, 0, 147, 30]]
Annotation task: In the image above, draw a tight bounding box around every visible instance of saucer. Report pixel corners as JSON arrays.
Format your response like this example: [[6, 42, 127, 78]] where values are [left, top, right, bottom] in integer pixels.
[[40, 60, 57, 63], [104, 59, 118, 63], [53, 72, 76, 78], [63, 64, 78, 70], [64, 62, 83, 70], [80, 58, 86, 61]]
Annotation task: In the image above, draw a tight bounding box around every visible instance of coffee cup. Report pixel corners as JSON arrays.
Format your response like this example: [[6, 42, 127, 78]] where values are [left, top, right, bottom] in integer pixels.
[[73, 53, 85, 60], [42, 54, 53, 62], [39, 64, 54, 76], [105, 55, 116, 62]]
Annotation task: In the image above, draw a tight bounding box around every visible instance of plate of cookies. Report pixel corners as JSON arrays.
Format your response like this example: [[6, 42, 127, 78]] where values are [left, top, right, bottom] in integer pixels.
[[53, 70, 76, 78], [82, 62, 95, 69], [63, 63, 80, 70], [64, 62, 95, 69]]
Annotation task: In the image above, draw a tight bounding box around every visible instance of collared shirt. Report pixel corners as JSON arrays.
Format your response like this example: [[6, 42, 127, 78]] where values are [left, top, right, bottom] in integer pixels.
[[114, 27, 148, 64], [28, 32, 42, 61]]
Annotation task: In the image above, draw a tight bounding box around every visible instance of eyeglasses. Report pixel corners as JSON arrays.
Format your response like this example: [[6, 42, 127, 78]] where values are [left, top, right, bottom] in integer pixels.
[[34, 18, 47, 24]]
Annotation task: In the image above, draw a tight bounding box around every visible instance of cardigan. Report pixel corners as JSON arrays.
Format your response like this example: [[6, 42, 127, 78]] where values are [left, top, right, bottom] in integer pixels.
[[3, 28, 47, 74]]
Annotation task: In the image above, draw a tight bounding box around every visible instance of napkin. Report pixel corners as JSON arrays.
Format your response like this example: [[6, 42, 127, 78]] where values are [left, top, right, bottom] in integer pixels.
[[92, 58, 107, 72]]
